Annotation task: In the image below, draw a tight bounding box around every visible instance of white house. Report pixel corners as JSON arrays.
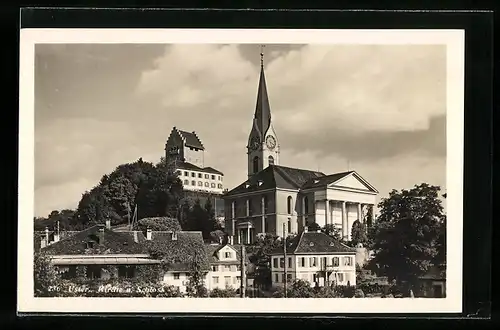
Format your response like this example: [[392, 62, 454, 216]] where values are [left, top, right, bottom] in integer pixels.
[[270, 227, 357, 288], [205, 243, 247, 290]]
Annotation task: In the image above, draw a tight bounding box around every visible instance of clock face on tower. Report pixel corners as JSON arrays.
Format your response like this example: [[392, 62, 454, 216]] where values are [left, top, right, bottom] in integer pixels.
[[266, 135, 276, 150], [250, 136, 261, 151]]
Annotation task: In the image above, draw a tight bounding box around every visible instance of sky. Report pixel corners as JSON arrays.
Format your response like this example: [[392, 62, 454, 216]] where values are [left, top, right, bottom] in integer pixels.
[[34, 43, 446, 218]]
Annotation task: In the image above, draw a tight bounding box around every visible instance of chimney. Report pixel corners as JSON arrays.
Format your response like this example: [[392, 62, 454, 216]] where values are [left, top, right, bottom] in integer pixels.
[[105, 219, 111, 229], [172, 231, 178, 241], [304, 226, 308, 233], [44, 227, 50, 246], [98, 226, 105, 244], [146, 227, 152, 240], [53, 221, 60, 242]]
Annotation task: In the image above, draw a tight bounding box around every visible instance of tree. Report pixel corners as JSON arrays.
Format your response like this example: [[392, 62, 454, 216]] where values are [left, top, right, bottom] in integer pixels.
[[34, 252, 59, 297], [185, 250, 208, 297], [135, 217, 182, 232], [251, 234, 283, 288], [203, 198, 221, 239], [322, 224, 342, 240], [350, 220, 368, 246], [307, 222, 321, 232], [370, 183, 445, 292], [178, 199, 192, 230]]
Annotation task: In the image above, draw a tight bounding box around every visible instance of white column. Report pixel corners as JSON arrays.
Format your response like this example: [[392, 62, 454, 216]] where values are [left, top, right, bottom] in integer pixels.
[[246, 225, 250, 245], [237, 229, 241, 244], [325, 200, 330, 226], [341, 201, 347, 240], [370, 204, 375, 225], [357, 203, 362, 223]]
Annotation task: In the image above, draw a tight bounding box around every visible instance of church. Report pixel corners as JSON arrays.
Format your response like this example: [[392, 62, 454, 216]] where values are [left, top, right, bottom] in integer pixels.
[[223, 51, 379, 245]]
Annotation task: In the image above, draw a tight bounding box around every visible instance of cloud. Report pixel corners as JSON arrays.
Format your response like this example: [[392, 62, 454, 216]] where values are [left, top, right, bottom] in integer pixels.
[[34, 43, 446, 217]]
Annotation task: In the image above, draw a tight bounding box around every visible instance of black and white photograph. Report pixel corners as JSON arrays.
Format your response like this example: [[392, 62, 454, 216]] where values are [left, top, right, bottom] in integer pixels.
[[19, 29, 464, 314]]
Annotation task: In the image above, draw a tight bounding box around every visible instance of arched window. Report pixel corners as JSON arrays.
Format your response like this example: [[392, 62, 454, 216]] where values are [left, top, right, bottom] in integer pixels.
[[253, 156, 259, 174], [304, 196, 309, 215], [287, 196, 293, 214], [268, 155, 274, 166]]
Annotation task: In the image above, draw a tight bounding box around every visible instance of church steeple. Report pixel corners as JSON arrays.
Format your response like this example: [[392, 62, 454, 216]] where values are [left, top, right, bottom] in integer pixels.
[[247, 45, 280, 178], [253, 46, 272, 141]]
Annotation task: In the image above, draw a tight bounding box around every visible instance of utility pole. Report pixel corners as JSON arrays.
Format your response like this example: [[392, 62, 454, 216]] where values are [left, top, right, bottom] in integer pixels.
[[240, 244, 246, 298], [283, 223, 288, 298]]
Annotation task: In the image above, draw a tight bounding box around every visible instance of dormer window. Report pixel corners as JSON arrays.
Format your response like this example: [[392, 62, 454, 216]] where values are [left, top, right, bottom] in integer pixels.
[[329, 242, 335, 246], [314, 180, 319, 184], [86, 241, 95, 249], [309, 242, 314, 247], [258, 180, 263, 186], [245, 183, 250, 188], [224, 252, 232, 258]]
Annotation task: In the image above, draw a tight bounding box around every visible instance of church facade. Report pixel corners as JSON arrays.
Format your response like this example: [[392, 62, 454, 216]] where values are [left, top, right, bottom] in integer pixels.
[[223, 53, 378, 245]]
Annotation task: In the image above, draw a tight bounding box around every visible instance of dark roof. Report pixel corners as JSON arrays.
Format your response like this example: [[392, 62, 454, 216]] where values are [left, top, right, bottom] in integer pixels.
[[300, 171, 353, 189], [41, 225, 148, 255], [225, 165, 325, 196], [34, 230, 79, 252], [253, 65, 272, 139], [271, 231, 356, 255], [177, 162, 224, 176], [143, 231, 210, 272], [177, 129, 204, 150], [205, 244, 249, 264]]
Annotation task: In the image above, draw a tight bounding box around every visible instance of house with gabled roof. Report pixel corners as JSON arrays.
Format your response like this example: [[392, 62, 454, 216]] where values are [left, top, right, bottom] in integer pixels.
[[165, 126, 225, 195], [223, 52, 378, 244], [269, 227, 357, 288], [205, 243, 250, 291], [35, 221, 211, 292]]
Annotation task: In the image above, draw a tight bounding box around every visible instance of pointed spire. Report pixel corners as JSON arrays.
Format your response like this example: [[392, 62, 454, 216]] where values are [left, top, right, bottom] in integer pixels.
[[260, 44, 265, 68], [254, 45, 271, 139]]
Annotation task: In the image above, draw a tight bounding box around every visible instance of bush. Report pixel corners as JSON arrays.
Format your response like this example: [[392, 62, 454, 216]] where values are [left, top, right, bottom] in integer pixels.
[[209, 287, 238, 298], [358, 282, 390, 296], [354, 289, 365, 298], [34, 252, 60, 297]]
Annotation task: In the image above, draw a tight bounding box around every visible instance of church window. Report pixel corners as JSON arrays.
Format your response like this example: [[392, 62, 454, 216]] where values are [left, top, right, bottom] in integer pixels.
[[287, 196, 293, 214], [211, 183, 216, 188], [253, 156, 259, 174], [205, 174, 209, 179], [268, 155, 274, 166], [184, 180, 189, 185], [304, 196, 309, 215], [191, 180, 196, 186], [204, 182, 209, 187], [218, 184, 223, 189], [198, 181, 203, 186], [247, 199, 253, 216]]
